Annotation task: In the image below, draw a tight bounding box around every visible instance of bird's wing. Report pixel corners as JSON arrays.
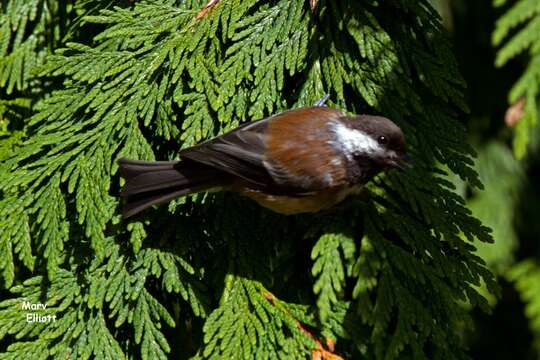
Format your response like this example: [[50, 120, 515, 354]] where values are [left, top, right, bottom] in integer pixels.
[[179, 115, 272, 187], [179, 107, 346, 193]]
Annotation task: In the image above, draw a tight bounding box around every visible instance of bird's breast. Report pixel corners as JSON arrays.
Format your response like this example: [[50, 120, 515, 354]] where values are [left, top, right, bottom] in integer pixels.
[[237, 184, 364, 215]]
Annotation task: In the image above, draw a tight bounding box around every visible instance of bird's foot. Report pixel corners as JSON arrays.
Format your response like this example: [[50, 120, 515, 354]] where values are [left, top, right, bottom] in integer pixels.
[[314, 94, 330, 107]]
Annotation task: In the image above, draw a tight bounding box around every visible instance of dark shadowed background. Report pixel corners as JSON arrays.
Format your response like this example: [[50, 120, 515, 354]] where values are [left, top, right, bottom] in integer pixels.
[[433, 0, 540, 358]]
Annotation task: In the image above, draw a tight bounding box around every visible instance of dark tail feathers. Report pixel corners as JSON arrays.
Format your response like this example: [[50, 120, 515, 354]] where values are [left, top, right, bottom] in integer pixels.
[[118, 158, 222, 218]]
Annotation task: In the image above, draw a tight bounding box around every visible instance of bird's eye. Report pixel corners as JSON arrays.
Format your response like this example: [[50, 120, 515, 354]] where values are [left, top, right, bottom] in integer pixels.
[[377, 135, 388, 145]]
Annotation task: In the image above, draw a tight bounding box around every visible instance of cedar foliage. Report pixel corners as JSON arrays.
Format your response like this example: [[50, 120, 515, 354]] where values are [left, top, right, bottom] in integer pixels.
[[0, 1, 497, 359], [488, 0, 540, 352], [493, 0, 540, 157]]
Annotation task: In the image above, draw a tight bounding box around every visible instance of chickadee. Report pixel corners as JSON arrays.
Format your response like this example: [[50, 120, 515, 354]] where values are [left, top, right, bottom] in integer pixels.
[[119, 106, 407, 218]]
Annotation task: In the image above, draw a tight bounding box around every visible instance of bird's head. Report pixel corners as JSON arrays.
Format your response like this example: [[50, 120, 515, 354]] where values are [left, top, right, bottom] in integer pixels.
[[332, 115, 408, 171]]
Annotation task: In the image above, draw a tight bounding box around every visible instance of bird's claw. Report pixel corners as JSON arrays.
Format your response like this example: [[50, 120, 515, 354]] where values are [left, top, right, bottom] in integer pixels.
[[314, 94, 330, 107]]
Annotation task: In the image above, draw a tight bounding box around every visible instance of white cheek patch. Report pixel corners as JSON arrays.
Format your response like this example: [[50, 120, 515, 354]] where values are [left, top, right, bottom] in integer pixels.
[[331, 122, 383, 159]]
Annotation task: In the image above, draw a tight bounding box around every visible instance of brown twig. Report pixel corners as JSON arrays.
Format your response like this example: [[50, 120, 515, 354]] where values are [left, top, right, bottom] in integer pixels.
[[196, 0, 221, 20], [263, 291, 343, 360], [505, 97, 526, 128], [309, 0, 318, 13]]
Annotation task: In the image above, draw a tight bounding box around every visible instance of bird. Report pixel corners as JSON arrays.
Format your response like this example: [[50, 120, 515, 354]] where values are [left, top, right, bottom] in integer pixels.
[[118, 105, 407, 218]]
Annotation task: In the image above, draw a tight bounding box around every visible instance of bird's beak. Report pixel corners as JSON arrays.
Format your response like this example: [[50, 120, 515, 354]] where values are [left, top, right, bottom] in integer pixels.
[[389, 154, 412, 171]]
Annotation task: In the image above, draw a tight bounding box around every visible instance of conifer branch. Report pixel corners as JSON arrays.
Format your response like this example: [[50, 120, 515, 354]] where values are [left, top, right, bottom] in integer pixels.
[[0, 1, 497, 358], [264, 290, 344, 360], [196, 0, 221, 20], [493, 0, 540, 157]]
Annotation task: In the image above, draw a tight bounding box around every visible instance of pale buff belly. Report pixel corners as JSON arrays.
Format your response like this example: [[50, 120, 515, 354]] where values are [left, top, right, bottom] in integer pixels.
[[238, 185, 363, 215]]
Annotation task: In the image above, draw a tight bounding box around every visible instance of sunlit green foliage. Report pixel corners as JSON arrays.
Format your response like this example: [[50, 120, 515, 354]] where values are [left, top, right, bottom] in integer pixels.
[[0, 1, 496, 358], [508, 260, 540, 352], [493, 0, 540, 157]]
